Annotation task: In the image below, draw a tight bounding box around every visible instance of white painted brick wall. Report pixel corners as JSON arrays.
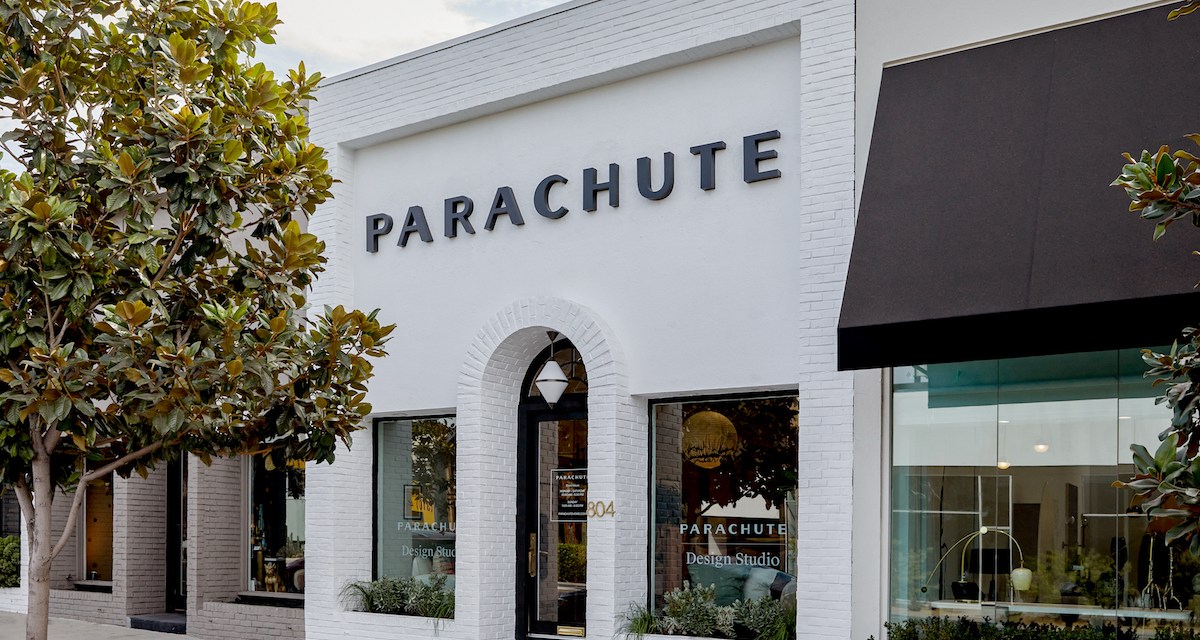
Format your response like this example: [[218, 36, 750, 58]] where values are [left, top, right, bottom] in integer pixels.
[[187, 455, 305, 640], [307, 2, 855, 640]]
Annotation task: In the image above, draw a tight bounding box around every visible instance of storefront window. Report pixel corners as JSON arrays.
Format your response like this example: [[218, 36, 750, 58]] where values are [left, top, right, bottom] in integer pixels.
[[83, 475, 113, 582], [375, 417, 456, 594], [889, 348, 1196, 631], [651, 395, 798, 635], [0, 487, 18, 537], [0, 486, 16, 588], [248, 457, 305, 594]]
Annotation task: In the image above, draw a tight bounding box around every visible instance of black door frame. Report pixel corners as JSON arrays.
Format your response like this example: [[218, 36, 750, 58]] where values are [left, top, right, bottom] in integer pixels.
[[515, 340, 588, 639], [166, 458, 187, 612]]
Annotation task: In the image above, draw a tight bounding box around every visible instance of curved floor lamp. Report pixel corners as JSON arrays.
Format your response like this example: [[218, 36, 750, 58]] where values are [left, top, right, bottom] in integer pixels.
[[920, 526, 1033, 599]]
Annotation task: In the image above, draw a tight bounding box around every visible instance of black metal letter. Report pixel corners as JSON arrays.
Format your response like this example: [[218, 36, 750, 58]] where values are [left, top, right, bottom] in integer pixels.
[[366, 213, 393, 253], [397, 206, 433, 247], [583, 163, 620, 212], [690, 141, 726, 191], [637, 152, 675, 201], [535, 175, 569, 219], [484, 186, 525, 231], [743, 130, 782, 183], [444, 196, 475, 238]]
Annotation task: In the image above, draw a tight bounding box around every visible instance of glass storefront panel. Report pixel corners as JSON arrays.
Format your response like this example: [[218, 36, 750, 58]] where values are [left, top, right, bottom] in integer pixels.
[[248, 457, 305, 593], [375, 417, 456, 597], [83, 475, 113, 582], [652, 395, 798, 638], [890, 349, 1193, 632]]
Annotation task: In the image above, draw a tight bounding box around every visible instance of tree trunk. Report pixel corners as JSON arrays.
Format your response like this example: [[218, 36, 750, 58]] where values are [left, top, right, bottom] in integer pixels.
[[26, 453, 53, 640]]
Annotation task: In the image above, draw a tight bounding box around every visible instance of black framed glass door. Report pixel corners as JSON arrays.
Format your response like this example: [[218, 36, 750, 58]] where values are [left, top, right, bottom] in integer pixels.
[[520, 412, 588, 639], [517, 335, 589, 639]]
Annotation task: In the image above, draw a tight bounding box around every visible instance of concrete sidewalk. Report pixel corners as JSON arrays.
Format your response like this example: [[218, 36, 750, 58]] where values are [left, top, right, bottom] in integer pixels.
[[0, 612, 186, 639]]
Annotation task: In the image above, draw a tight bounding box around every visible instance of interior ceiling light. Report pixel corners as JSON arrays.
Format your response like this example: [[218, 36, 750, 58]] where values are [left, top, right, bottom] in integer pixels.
[[681, 411, 740, 469], [996, 461, 1011, 470], [1033, 441, 1050, 454]]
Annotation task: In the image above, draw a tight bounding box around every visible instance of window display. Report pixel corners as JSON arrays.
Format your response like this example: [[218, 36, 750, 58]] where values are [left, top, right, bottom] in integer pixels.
[[83, 475, 112, 582], [248, 457, 305, 594], [890, 349, 1199, 631], [375, 417, 456, 595], [651, 395, 798, 637]]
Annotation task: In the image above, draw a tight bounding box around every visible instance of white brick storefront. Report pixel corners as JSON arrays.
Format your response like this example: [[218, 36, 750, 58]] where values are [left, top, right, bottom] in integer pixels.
[[306, 1, 855, 640]]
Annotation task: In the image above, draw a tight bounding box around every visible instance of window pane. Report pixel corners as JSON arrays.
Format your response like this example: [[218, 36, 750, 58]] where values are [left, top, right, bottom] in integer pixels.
[[0, 487, 18, 537], [249, 458, 305, 593], [889, 349, 1194, 632], [376, 417, 457, 596], [84, 476, 113, 582], [652, 395, 799, 632]]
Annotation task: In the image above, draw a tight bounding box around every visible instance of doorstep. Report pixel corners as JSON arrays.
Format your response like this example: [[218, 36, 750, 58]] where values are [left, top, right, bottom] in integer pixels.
[[129, 612, 186, 635]]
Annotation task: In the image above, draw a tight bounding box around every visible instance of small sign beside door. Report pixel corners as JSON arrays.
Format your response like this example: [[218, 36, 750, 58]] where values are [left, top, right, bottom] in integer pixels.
[[553, 469, 588, 522]]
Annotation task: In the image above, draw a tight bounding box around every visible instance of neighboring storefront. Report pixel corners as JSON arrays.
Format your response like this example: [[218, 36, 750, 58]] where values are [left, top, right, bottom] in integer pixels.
[[847, 2, 1200, 639], [303, 2, 854, 640]]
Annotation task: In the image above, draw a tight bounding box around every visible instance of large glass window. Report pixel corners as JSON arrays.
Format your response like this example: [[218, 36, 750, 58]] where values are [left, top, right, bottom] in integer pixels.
[[248, 457, 305, 594], [0, 487, 19, 536], [889, 348, 1196, 631], [652, 395, 798, 635], [0, 487, 18, 589], [375, 417, 456, 595], [83, 475, 113, 582]]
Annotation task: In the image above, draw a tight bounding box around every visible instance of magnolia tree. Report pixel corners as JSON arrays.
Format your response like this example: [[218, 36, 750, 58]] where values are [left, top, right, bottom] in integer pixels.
[[0, 2, 393, 639], [1111, 0, 1200, 557]]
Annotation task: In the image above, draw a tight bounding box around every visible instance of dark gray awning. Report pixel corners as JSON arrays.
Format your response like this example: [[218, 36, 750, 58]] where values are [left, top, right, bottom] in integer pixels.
[[839, 7, 1200, 371]]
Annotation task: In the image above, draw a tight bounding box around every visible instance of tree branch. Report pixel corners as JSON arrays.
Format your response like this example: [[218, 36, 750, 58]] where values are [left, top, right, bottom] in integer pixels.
[[29, 417, 47, 458], [13, 477, 34, 532], [49, 480, 88, 559], [43, 425, 62, 455], [150, 213, 193, 288], [81, 439, 163, 484]]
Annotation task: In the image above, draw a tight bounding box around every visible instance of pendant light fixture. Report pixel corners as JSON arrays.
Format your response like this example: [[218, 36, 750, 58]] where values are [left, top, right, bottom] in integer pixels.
[[534, 331, 569, 408]]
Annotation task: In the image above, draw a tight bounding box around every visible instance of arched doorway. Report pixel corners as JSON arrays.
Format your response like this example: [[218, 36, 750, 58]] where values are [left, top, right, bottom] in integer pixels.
[[517, 334, 589, 639]]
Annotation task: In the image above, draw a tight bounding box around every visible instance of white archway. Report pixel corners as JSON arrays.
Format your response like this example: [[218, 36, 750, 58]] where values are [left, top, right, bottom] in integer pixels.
[[454, 297, 645, 640]]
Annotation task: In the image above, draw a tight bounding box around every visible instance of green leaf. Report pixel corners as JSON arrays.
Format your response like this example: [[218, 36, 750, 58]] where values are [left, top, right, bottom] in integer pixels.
[[223, 139, 244, 163], [1154, 222, 1168, 241], [1155, 433, 1179, 472], [1157, 151, 1175, 185], [106, 189, 131, 211], [117, 152, 136, 177]]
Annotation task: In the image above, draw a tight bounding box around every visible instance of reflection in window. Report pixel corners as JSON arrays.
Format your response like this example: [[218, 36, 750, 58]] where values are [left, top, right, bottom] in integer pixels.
[[890, 348, 1198, 631], [0, 486, 16, 588], [249, 457, 305, 593], [0, 486, 19, 536], [376, 417, 456, 596], [84, 475, 113, 581], [652, 396, 799, 626]]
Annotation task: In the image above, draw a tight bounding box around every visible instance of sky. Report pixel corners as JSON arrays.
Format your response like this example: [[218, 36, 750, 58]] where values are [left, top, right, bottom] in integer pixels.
[[257, 0, 565, 78]]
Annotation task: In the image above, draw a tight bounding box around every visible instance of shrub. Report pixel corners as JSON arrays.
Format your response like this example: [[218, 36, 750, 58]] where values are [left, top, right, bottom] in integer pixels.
[[0, 536, 18, 588], [659, 582, 737, 638], [734, 596, 793, 640], [341, 574, 454, 619], [559, 543, 586, 584], [883, 617, 1136, 640], [620, 584, 800, 640]]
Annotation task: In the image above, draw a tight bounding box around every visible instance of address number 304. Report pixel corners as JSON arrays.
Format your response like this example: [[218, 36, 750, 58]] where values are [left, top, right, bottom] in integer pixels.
[[586, 500, 616, 518]]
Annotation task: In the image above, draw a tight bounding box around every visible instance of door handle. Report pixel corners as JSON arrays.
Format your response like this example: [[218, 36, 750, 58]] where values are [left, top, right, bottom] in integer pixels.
[[528, 533, 538, 578]]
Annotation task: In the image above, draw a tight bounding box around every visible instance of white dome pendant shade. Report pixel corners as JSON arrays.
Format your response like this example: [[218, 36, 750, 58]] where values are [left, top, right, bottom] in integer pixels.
[[1011, 566, 1033, 592], [535, 359, 570, 407]]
